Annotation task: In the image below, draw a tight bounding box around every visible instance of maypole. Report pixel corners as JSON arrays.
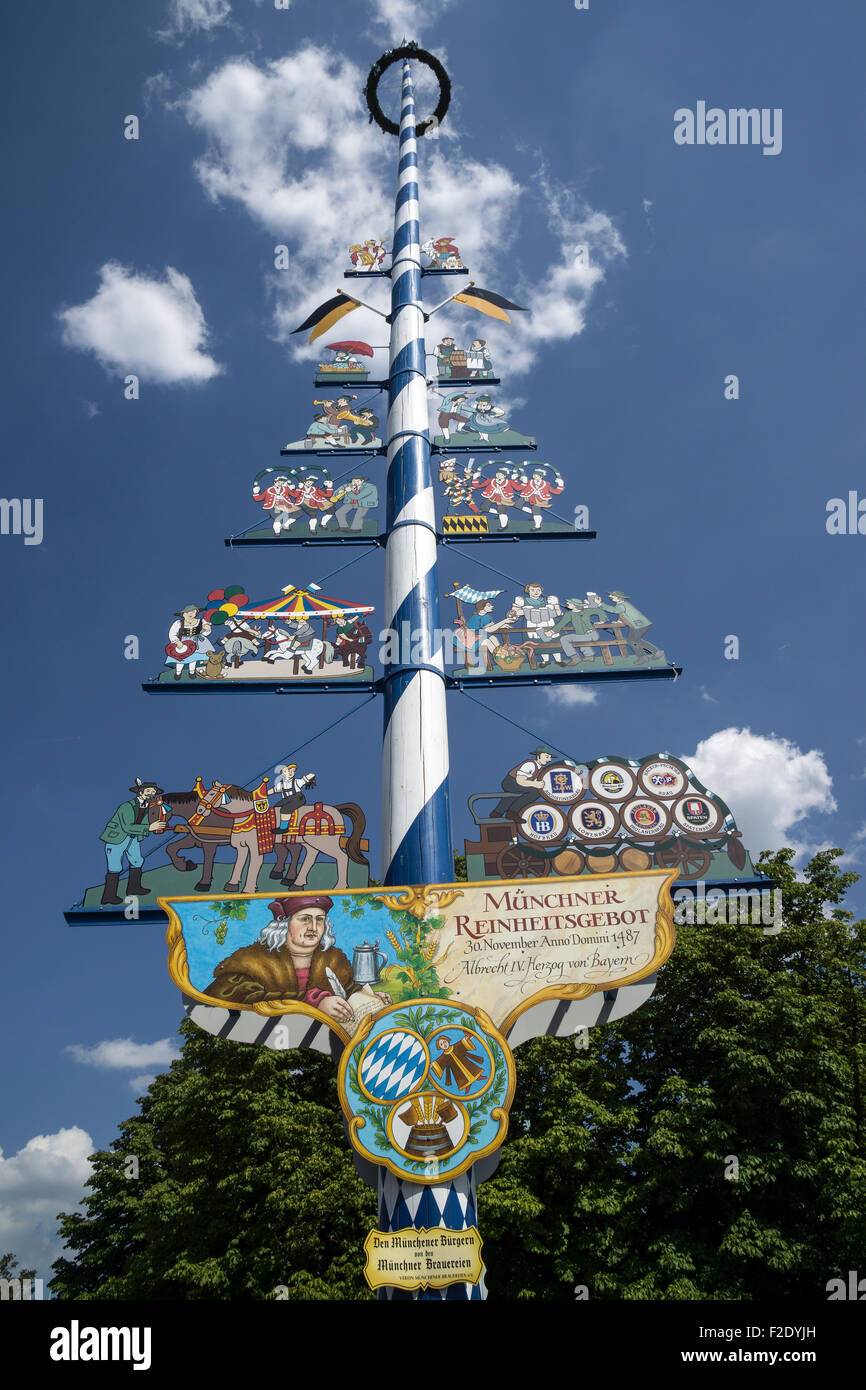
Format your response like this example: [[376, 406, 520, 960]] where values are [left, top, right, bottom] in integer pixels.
[[381, 56, 453, 890], [69, 37, 705, 1307], [376, 50, 479, 1302]]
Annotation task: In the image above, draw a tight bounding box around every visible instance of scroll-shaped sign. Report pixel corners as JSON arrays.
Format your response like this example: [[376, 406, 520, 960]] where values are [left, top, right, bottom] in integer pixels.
[[164, 873, 674, 1182], [159, 585, 375, 684], [464, 749, 756, 886], [446, 583, 671, 678], [164, 875, 675, 1040], [249, 467, 380, 540], [73, 772, 371, 911], [433, 390, 535, 450], [438, 458, 572, 537], [315, 340, 374, 386], [283, 396, 383, 453], [363, 1227, 485, 1294]]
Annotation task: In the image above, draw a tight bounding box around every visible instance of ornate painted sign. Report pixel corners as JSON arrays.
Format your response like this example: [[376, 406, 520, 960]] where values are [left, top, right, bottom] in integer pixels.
[[159, 585, 375, 684], [340, 1001, 514, 1184], [438, 458, 571, 536], [315, 341, 374, 385], [434, 336, 496, 382], [422, 236, 464, 270], [433, 391, 535, 450], [250, 467, 380, 539], [447, 584, 670, 677], [347, 238, 389, 272], [283, 396, 383, 452], [464, 750, 756, 884], [363, 1227, 484, 1293], [75, 771, 371, 911], [163, 873, 676, 1040]]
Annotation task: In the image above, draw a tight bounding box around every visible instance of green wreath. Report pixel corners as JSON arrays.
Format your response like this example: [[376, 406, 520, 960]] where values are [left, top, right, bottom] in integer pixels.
[[365, 44, 451, 137]]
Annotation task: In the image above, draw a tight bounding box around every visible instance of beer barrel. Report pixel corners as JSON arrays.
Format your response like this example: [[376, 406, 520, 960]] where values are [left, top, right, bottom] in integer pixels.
[[553, 848, 585, 875], [620, 846, 652, 871], [586, 851, 618, 874]]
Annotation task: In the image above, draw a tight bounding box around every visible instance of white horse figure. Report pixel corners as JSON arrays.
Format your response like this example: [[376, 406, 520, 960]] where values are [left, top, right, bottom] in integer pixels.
[[263, 625, 334, 673]]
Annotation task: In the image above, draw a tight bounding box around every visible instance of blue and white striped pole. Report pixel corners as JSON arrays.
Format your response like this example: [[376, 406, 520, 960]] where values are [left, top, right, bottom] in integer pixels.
[[378, 57, 483, 1302], [381, 60, 453, 890]]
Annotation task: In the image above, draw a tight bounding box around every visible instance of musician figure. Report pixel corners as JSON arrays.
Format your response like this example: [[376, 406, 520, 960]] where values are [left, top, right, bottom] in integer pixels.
[[333, 476, 379, 530]]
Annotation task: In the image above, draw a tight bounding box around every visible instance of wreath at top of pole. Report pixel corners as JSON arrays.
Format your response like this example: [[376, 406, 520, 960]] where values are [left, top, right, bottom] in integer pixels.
[[365, 42, 451, 137]]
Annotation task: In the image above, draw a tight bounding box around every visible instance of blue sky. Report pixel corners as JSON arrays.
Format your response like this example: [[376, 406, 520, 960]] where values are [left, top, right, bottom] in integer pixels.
[[2, 0, 865, 1274]]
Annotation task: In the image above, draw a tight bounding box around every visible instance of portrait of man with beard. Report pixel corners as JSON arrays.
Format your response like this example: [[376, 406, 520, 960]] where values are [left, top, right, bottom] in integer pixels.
[[203, 896, 389, 1025]]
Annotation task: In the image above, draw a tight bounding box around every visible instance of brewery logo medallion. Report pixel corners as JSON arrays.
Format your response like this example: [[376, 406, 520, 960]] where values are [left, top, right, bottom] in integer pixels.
[[637, 760, 687, 798], [569, 801, 620, 840], [621, 798, 671, 838], [673, 795, 722, 834], [519, 802, 568, 844], [540, 762, 587, 804], [588, 762, 637, 801]]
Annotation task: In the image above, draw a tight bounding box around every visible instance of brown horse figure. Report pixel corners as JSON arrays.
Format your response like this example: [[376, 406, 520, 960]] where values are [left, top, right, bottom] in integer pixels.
[[150, 781, 369, 892]]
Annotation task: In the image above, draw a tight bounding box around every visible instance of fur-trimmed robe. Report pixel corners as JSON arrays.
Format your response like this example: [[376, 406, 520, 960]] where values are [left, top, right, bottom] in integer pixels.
[[204, 943, 358, 1006]]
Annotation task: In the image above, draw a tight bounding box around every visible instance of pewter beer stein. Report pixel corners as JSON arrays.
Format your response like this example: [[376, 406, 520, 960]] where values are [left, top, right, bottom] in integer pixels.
[[352, 940, 387, 984]]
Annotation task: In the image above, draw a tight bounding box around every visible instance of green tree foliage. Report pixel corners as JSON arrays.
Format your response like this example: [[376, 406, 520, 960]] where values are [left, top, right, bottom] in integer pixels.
[[52, 849, 866, 1300], [51, 1032, 375, 1300], [0, 1252, 36, 1284]]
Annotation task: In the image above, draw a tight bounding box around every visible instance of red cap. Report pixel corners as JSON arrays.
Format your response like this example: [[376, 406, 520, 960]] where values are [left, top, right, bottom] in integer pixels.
[[268, 896, 334, 919]]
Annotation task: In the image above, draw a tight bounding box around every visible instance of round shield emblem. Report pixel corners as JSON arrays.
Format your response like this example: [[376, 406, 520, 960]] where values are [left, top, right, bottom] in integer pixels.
[[519, 802, 568, 845], [568, 800, 619, 841], [357, 1028, 429, 1104], [540, 761, 587, 804], [386, 1091, 469, 1163], [673, 795, 722, 835], [621, 798, 671, 838], [637, 759, 687, 798], [588, 762, 637, 801], [427, 1027, 495, 1100]]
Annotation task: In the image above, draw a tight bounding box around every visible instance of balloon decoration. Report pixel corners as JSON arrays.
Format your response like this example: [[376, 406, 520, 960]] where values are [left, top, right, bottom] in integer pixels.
[[204, 587, 250, 626]]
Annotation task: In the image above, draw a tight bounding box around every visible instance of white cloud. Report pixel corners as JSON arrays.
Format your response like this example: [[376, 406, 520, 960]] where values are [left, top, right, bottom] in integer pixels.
[[158, 0, 232, 42], [177, 46, 625, 380], [367, 0, 457, 39], [682, 728, 837, 860], [698, 685, 718, 704], [82, 400, 100, 419], [0, 1128, 93, 1278], [66, 1037, 180, 1070], [544, 685, 598, 707], [58, 263, 223, 385], [129, 1074, 158, 1094]]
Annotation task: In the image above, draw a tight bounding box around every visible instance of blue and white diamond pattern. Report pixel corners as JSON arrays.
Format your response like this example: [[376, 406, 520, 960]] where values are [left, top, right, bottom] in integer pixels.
[[360, 1030, 429, 1103]]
